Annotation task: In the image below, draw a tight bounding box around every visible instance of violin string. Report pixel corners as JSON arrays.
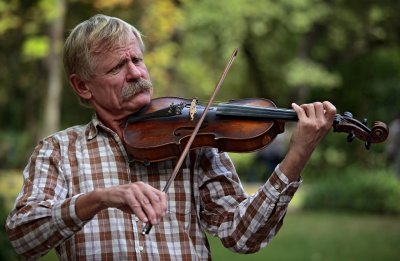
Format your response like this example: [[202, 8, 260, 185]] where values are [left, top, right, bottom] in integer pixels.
[[218, 103, 295, 114], [216, 103, 298, 121], [194, 99, 293, 112]]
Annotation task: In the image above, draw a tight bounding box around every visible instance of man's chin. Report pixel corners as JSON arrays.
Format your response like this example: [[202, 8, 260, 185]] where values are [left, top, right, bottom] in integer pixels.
[[126, 90, 152, 110], [135, 88, 153, 101], [138, 87, 153, 96]]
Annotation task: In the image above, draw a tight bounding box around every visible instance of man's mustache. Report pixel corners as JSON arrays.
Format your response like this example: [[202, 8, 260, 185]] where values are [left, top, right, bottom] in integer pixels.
[[121, 78, 153, 100]]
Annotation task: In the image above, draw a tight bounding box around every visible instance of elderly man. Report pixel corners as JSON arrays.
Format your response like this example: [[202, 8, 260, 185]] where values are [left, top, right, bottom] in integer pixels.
[[6, 14, 336, 260]]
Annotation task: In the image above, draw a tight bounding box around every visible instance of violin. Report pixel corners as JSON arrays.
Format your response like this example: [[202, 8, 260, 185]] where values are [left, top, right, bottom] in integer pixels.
[[123, 96, 388, 163]]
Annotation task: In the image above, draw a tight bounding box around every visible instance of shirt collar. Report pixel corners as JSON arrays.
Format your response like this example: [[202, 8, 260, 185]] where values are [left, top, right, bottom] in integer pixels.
[[86, 114, 109, 140]]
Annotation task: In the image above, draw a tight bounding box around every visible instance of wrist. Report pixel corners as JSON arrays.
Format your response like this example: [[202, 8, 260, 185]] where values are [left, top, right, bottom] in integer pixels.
[[76, 189, 107, 220], [279, 148, 310, 182]]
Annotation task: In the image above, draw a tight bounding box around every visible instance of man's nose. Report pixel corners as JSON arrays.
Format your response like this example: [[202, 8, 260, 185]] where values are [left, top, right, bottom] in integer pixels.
[[126, 61, 142, 80]]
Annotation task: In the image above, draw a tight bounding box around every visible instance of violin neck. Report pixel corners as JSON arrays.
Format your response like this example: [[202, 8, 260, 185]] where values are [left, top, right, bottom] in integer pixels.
[[216, 103, 298, 121]]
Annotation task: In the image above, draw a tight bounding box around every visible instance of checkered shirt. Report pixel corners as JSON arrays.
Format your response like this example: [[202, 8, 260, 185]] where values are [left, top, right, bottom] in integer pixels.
[[6, 115, 300, 260]]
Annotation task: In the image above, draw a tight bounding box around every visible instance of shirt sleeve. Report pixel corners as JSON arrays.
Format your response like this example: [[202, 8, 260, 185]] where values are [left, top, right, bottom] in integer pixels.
[[197, 148, 301, 254], [5, 138, 89, 259]]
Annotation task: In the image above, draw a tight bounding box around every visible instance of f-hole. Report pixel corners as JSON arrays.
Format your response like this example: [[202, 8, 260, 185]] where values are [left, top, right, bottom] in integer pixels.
[[174, 121, 209, 136]]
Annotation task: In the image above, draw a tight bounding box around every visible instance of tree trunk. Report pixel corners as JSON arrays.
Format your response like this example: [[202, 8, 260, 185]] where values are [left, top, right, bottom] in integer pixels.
[[39, 0, 66, 138]]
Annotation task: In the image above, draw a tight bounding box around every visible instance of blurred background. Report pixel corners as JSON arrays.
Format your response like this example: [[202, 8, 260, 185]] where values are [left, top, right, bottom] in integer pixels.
[[1, 0, 400, 260]]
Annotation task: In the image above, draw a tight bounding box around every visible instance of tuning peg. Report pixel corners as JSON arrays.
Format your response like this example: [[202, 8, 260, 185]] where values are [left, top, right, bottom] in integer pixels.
[[365, 141, 371, 150], [347, 132, 355, 142], [343, 112, 353, 118], [334, 114, 340, 124], [362, 118, 368, 125]]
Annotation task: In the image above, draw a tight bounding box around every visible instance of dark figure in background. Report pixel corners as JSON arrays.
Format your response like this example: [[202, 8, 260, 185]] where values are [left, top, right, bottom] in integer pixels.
[[6, 14, 336, 260], [257, 134, 287, 177], [387, 114, 400, 179], [248, 133, 287, 182]]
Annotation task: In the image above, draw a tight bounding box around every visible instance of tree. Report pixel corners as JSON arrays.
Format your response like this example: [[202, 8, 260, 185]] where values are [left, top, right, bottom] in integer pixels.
[[40, 0, 66, 138]]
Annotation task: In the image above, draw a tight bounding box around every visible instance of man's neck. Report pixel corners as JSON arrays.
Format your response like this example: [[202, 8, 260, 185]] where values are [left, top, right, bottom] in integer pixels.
[[95, 113, 126, 139]]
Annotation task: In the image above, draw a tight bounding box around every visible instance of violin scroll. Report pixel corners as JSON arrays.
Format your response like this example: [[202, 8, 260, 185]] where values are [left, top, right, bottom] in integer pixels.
[[370, 121, 389, 146], [333, 112, 388, 149]]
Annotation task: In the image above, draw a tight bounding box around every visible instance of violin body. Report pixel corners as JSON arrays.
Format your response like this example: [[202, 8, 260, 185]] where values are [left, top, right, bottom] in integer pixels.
[[123, 97, 286, 163]]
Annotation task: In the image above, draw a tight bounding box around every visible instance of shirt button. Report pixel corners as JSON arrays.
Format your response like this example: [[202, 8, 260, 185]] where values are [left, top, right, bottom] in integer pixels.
[[138, 246, 144, 252], [273, 181, 281, 190], [133, 215, 139, 222]]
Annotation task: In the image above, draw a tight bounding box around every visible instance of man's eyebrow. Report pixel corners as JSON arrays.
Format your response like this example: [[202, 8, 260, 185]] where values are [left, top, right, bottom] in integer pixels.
[[112, 56, 129, 67], [119, 57, 130, 64]]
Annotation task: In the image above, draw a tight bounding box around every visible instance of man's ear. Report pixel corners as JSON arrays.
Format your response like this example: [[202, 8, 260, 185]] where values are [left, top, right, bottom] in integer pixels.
[[69, 74, 92, 100]]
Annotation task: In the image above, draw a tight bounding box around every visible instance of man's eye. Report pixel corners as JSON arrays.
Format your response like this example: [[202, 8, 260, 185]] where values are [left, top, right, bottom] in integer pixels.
[[132, 58, 143, 64], [110, 63, 123, 73]]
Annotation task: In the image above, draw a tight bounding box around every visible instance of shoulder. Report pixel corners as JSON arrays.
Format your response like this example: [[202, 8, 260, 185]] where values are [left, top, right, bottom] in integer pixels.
[[43, 124, 89, 143], [34, 122, 93, 155]]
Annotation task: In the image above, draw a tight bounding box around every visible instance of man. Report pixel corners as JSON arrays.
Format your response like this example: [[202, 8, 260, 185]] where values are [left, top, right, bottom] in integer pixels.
[[6, 14, 336, 260]]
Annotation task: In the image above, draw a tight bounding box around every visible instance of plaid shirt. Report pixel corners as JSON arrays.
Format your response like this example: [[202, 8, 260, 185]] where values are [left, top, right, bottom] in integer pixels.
[[6, 115, 301, 260]]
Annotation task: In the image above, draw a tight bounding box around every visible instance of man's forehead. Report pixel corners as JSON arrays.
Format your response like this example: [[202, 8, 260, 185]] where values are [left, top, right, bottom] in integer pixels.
[[94, 47, 142, 68], [92, 32, 141, 56]]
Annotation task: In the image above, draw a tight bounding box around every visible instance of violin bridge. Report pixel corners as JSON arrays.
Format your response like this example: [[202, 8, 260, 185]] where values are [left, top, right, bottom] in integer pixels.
[[189, 98, 198, 121]]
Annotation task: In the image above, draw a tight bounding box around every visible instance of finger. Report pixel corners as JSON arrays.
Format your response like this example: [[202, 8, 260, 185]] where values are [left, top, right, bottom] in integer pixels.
[[143, 190, 167, 223], [301, 103, 316, 119], [139, 196, 158, 225], [152, 191, 168, 215], [127, 198, 149, 223], [125, 186, 152, 223], [159, 192, 167, 214], [313, 102, 325, 120], [323, 101, 337, 122], [292, 103, 306, 120], [133, 206, 149, 223]]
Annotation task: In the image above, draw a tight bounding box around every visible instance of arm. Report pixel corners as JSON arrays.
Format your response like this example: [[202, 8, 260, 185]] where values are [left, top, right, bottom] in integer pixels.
[[198, 101, 336, 253], [198, 149, 300, 253], [6, 137, 167, 259], [5, 138, 88, 259], [280, 101, 337, 181]]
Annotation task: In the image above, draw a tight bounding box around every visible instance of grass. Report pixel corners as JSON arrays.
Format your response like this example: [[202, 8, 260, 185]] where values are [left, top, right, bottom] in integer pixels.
[[1, 171, 400, 260], [208, 211, 400, 261]]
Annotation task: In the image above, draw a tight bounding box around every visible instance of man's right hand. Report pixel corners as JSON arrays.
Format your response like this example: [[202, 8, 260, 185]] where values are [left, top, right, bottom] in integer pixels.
[[76, 182, 167, 225]]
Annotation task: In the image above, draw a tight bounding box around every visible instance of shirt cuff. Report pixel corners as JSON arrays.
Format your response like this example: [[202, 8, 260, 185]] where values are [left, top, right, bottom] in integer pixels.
[[51, 193, 89, 237], [262, 164, 302, 201]]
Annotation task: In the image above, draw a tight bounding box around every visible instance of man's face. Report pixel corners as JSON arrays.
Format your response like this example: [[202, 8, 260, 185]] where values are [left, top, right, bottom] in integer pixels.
[[84, 32, 153, 121]]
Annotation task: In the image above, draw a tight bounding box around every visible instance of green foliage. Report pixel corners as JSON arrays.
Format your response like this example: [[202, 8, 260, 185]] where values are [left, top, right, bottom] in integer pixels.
[[303, 168, 400, 214], [285, 58, 341, 88], [0, 195, 19, 260], [22, 36, 49, 59], [0, 131, 34, 169], [0, 0, 21, 35], [38, 0, 63, 21], [228, 152, 257, 182]]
